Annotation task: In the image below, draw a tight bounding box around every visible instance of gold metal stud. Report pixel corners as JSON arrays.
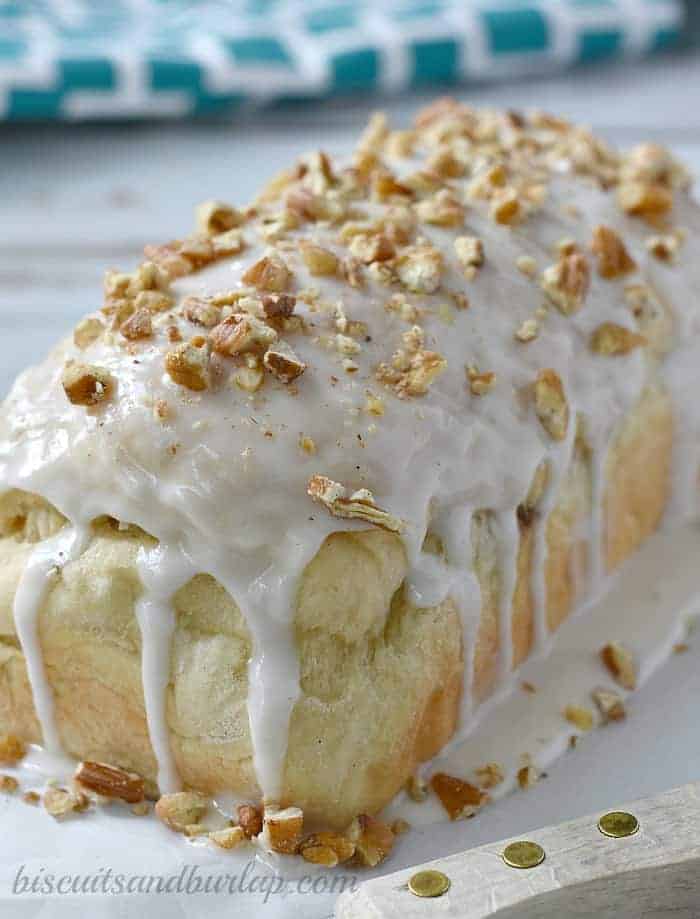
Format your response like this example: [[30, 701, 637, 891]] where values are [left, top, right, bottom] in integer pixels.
[[408, 869, 451, 898], [598, 811, 639, 838], [502, 840, 545, 869]]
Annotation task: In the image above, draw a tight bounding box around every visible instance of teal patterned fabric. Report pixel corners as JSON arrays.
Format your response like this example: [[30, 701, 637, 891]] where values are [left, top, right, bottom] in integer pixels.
[[0, 0, 685, 120]]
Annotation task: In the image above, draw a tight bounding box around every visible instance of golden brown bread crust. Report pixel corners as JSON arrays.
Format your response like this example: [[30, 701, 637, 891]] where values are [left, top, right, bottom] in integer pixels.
[[0, 382, 671, 827]]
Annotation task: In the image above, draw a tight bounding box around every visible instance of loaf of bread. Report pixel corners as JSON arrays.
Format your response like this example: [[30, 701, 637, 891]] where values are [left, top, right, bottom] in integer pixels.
[[0, 100, 697, 831]]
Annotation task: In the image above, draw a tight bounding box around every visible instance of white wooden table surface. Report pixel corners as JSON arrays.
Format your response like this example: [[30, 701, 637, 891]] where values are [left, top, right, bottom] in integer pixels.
[[1, 50, 700, 919]]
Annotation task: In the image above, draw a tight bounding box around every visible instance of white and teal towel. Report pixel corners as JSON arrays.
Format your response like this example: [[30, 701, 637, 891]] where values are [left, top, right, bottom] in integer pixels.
[[0, 0, 686, 120]]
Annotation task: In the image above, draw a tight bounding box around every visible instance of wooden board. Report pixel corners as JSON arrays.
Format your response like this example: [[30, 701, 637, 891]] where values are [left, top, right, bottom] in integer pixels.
[[336, 782, 700, 918]]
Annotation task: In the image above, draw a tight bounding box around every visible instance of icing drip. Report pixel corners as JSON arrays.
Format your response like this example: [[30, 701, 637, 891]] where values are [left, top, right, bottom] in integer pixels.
[[135, 543, 196, 794], [12, 524, 90, 751], [213, 560, 305, 802], [496, 509, 520, 680]]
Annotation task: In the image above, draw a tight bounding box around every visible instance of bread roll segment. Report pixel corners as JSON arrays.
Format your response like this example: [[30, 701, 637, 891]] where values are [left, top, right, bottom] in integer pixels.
[[0, 100, 697, 828]]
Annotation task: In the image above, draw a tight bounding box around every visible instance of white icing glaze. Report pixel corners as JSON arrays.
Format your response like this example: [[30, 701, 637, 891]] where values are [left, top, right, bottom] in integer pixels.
[[1, 112, 699, 812], [12, 524, 90, 752], [135, 544, 197, 794]]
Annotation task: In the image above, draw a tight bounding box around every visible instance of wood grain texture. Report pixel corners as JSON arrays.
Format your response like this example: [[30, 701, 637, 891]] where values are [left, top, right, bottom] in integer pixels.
[[335, 783, 700, 918]]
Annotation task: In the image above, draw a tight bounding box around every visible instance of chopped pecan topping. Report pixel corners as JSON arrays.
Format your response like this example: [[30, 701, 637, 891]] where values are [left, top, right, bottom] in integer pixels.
[[120, 308, 153, 341], [406, 773, 428, 802], [75, 761, 145, 803], [396, 244, 443, 294], [372, 171, 414, 202], [591, 225, 636, 279], [534, 368, 569, 441], [467, 366, 496, 395], [563, 705, 594, 731], [592, 686, 626, 723], [62, 362, 114, 406], [517, 763, 540, 790], [490, 188, 521, 225], [415, 189, 465, 227], [364, 391, 385, 416], [515, 318, 539, 342], [454, 235, 484, 273], [44, 787, 89, 819], [475, 762, 505, 789], [233, 357, 265, 393], [210, 314, 277, 356], [541, 253, 590, 315], [516, 255, 538, 277], [182, 296, 221, 328], [209, 826, 246, 850], [590, 322, 646, 356], [134, 289, 173, 313], [348, 233, 395, 264], [299, 241, 339, 276], [431, 772, 488, 820], [142, 243, 192, 279], [427, 146, 465, 178], [164, 340, 210, 391], [600, 641, 637, 690], [155, 792, 209, 832], [646, 234, 680, 262], [307, 475, 405, 533], [237, 804, 263, 839], [262, 293, 296, 319], [385, 129, 416, 158], [299, 832, 355, 867], [357, 111, 389, 154], [621, 142, 679, 186], [346, 814, 395, 868], [242, 253, 291, 292], [376, 339, 447, 399], [264, 805, 304, 855], [263, 342, 307, 383], [195, 200, 243, 236], [618, 181, 672, 221]]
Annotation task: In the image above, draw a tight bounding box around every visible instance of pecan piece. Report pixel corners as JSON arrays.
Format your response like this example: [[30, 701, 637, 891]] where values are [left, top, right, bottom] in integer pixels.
[[120, 308, 153, 341], [307, 475, 405, 533], [541, 253, 590, 315], [242, 253, 291, 292], [600, 641, 637, 690], [62, 362, 114, 406], [237, 804, 263, 839], [431, 772, 488, 820], [155, 791, 209, 832], [164, 341, 210, 391], [75, 761, 145, 803], [263, 342, 307, 384], [264, 805, 304, 855], [590, 322, 646, 356], [591, 225, 636, 279], [346, 814, 395, 868]]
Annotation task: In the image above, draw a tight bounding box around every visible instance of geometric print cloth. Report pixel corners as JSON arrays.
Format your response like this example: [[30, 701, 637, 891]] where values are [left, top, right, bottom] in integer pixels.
[[0, 0, 686, 120]]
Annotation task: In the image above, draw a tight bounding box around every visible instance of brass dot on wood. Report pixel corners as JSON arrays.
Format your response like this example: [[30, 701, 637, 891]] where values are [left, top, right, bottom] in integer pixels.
[[502, 840, 545, 869], [598, 811, 639, 838], [408, 869, 451, 898]]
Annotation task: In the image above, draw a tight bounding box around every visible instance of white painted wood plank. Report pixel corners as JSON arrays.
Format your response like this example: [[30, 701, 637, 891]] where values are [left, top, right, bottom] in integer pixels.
[[336, 782, 700, 919]]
